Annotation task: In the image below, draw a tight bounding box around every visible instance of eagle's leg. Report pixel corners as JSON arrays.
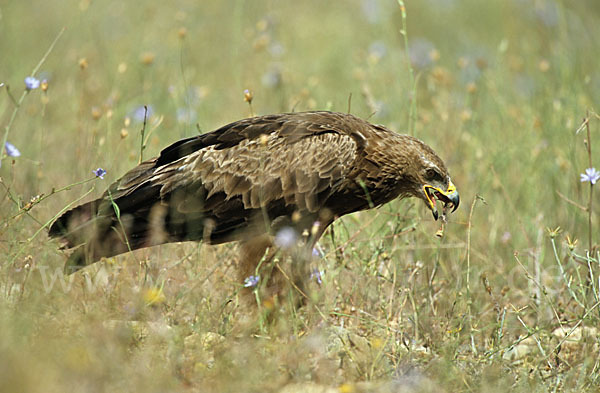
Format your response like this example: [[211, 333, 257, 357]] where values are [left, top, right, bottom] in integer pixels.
[[237, 235, 308, 310], [237, 235, 288, 310], [238, 234, 273, 289], [236, 214, 334, 310], [287, 216, 335, 306]]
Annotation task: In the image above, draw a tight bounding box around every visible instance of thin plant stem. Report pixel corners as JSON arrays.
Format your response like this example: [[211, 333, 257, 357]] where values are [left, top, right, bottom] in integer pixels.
[[584, 111, 593, 252], [550, 237, 585, 308], [107, 189, 133, 256], [587, 252, 599, 304], [139, 106, 149, 164], [3, 177, 96, 225], [514, 252, 564, 329], [397, 0, 417, 136], [465, 195, 483, 355], [544, 300, 600, 362], [8, 186, 95, 266], [1, 28, 65, 162]]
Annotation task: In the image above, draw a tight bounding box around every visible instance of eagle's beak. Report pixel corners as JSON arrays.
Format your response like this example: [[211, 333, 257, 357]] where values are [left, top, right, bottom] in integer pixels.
[[423, 180, 460, 221]]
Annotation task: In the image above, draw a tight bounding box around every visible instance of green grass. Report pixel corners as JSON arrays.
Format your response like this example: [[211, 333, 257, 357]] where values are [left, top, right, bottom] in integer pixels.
[[2, 0, 600, 391]]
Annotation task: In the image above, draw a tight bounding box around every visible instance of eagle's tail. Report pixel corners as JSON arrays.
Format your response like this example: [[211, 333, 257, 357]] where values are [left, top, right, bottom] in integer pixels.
[[48, 187, 174, 273]]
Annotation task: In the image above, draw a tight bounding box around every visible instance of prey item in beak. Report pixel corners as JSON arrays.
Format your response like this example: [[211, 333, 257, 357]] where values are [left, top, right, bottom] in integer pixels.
[[423, 180, 460, 221]]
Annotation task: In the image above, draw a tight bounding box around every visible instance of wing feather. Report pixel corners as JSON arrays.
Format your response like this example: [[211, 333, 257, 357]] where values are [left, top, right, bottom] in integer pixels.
[[177, 131, 359, 212]]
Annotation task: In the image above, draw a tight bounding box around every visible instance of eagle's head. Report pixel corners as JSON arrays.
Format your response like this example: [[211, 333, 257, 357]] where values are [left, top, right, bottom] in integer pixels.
[[419, 166, 459, 221], [397, 135, 460, 220]]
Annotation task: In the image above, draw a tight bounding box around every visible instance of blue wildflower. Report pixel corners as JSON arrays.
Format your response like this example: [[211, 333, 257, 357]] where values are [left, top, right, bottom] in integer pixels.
[[5, 142, 21, 157], [176, 107, 198, 124], [131, 105, 153, 123], [310, 268, 323, 285], [534, 1, 559, 27], [92, 168, 107, 179], [268, 42, 285, 57], [408, 38, 436, 69], [580, 168, 600, 185], [24, 76, 40, 90], [274, 227, 297, 249], [361, 0, 381, 24], [244, 275, 260, 288], [368, 41, 387, 61], [261, 69, 281, 88]]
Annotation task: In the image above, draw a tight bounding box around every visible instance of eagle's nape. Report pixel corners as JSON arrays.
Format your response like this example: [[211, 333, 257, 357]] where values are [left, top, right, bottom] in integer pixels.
[[49, 111, 459, 278]]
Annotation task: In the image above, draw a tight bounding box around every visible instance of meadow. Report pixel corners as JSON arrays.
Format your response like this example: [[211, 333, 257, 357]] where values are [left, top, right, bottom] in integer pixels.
[[1, 0, 600, 391]]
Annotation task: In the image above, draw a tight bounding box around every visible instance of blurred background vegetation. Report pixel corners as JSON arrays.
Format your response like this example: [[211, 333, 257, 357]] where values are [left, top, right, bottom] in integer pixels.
[[1, 0, 600, 391]]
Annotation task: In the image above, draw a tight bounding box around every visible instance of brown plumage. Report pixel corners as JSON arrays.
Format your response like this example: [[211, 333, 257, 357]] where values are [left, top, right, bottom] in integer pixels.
[[49, 111, 459, 274]]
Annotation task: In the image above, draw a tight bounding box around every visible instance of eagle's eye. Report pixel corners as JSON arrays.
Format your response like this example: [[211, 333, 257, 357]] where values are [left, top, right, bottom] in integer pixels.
[[425, 168, 443, 182]]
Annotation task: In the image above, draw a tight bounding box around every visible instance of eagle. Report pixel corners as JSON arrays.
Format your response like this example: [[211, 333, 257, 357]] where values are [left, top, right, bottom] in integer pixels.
[[49, 111, 459, 278]]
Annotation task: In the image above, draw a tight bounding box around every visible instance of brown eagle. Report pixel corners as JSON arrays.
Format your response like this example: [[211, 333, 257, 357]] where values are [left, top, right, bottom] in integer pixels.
[[49, 111, 459, 275]]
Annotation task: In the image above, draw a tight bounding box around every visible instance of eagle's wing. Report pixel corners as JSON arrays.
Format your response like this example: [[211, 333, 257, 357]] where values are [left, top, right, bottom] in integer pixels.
[[113, 112, 365, 215]]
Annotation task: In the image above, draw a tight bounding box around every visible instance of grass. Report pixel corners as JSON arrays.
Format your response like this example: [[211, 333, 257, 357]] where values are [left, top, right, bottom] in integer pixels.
[[1, 0, 600, 391]]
